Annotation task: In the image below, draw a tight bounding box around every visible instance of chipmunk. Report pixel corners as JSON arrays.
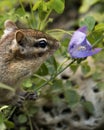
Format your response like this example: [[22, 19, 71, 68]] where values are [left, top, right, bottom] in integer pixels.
[[0, 20, 60, 105]]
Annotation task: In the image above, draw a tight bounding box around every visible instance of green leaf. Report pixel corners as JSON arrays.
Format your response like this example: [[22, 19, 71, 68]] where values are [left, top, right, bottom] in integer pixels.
[[76, 58, 86, 64], [87, 30, 103, 48], [61, 38, 69, 47], [15, 8, 26, 16], [65, 89, 80, 106], [0, 113, 3, 123], [32, 0, 42, 11], [0, 123, 6, 130], [70, 64, 79, 73], [92, 71, 103, 81], [28, 107, 38, 117], [39, 11, 47, 21], [79, 16, 96, 31], [0, 113, 6, 130], [18, 114, 27, 124], [81, 62, 91, 75], [53, 0, 65, 14], [79, 0, 100, 13], [37, 63, 48, 76], [22, 79, 32, 88], [81, 101, 94, 114], [4, 120, 14, 129], [95, 23, 104, 31], [52, 79, 63, 90], [42, 2, 48, 12], [33, 77, 46, 90], [46, 56, 58, 75], [49, 0, 65, 14], [65, 80, 72, 88], [20, 127, 26, 130]]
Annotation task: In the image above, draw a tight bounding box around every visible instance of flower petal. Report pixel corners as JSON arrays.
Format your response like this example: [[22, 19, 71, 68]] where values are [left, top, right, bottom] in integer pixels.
[[78, 26, 87, 34], [70, 48, 102, 58], [91, 48, 102, 55], [81, 39, 92, 49], [69, 31, 86, 50]]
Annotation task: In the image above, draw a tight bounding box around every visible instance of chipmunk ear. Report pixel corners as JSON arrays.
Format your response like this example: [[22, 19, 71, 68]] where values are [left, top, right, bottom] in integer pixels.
[[15, 31, 27, 55], [4, 20, 18, 33], [15, 30, 24, 45], [9, 31, 25, 54]]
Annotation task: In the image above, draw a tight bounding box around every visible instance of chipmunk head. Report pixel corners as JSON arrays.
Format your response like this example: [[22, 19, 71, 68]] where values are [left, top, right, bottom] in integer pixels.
[[0, 20, 60, 85], [1, 20, 60, 61]]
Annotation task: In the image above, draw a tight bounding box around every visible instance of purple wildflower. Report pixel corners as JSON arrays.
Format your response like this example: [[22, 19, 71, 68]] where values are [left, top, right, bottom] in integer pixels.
[[68, 26, 102, 58]]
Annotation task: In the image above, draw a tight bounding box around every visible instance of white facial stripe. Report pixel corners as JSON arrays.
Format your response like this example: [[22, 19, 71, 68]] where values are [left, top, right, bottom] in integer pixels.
[[33, 47, 48, 55], [36, 38, 47, 42]]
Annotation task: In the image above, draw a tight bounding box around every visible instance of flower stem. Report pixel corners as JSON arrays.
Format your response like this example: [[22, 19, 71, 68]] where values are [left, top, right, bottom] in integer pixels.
[[34, 74, 53, 85], [55, 59, 76, 76], [36, 59, 76, 91]]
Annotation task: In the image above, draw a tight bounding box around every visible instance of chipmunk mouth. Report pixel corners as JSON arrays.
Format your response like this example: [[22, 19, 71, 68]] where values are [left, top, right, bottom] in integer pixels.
[[56, 41, 60, 49]]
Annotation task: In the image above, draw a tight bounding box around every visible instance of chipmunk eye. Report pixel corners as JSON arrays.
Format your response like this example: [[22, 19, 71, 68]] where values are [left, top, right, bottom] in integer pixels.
[[38, 40, 47, 48]]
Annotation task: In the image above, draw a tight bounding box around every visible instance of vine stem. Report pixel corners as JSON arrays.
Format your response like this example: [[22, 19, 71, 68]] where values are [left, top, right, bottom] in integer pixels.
[[19, 0, 26, 14], [36, 59, 76, 91], [47, 29, 73, 36], [38, 9, 52, 30], [30, 0, 37, 28], [92, 35, 104, 47]]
